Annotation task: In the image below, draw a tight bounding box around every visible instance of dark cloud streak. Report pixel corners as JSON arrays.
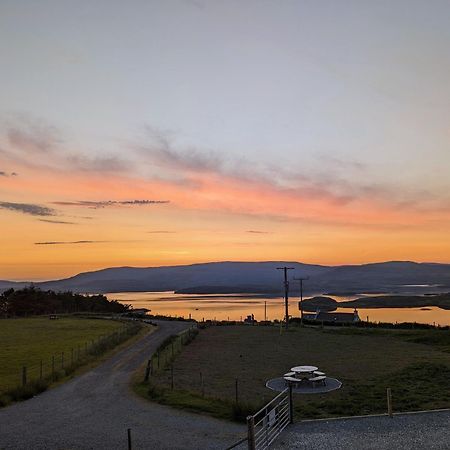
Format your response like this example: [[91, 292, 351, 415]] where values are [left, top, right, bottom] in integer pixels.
[[34, 240, 105, 245], [53, 199, 170, 208], [38, 219, 77, 225], [0, 201, 57, 217], [147, 230, 176, 234], [0, 171, 18, 177]]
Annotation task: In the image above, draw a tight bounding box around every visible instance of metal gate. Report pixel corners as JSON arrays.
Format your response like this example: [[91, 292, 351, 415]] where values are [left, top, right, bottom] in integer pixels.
[[247, 386, 293, 450]]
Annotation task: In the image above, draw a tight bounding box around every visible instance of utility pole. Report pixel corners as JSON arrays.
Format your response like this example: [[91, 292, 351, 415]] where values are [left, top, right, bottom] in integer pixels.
[[293, 277, 309, 325], [264, 301, 267, 322], [277, 267, 294, 329]]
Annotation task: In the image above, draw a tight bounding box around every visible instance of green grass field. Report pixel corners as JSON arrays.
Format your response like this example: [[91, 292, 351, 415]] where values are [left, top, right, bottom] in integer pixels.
[[142, 325, 450, 421], [0, 316, 126, 393]]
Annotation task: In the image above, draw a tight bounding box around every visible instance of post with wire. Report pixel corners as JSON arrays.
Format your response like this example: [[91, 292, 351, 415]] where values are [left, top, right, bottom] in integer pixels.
[[293, 276, 309, 326]]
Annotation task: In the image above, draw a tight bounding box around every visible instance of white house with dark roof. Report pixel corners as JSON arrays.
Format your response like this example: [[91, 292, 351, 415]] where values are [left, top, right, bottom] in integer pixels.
[[303, 308, 360, 323]]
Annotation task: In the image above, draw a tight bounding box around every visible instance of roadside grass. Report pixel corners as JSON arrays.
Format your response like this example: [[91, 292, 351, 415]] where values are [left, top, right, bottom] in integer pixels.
[[140, 325, 450, 421], [132, 325, 260, 422], [133, 381, 255, 421], [403, 329, 450, 352], [0, 316, 146, 406]]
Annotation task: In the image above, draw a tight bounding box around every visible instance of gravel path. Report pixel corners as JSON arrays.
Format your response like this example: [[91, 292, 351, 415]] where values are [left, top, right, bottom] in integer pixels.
[[0, 320, 245, 450], [273, 410, 450, 449]]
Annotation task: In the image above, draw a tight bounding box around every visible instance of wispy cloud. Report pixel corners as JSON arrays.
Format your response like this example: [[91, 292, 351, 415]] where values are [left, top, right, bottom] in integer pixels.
[[315, 154, 366, 171], [139, 126, 225, 174], [246, 230, 272, 234], [2, 114, 132, 175], [2, 119, 449, 231], [67, 154, 132, 173], [38, 219, 77, 225], [0, 201, 57, 217], [137, 126, 389, 208], [34, 239, 144, 245], [6, 116, 61, 154], [147, 230, 176, 234], [0, 171, 18, 177], [34, 240, 105, 245], [53, 199, 170, 208]]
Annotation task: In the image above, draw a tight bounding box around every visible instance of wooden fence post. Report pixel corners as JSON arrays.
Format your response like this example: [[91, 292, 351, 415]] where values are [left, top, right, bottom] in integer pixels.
[[247, 415, 255, 450], [61, 352, 64, 369], [387, 388, 393, 418], [144, 359, 151, 382], [127, 428, 132, 450], [22, 366, 27, 386], [200, 371, 204, 397]]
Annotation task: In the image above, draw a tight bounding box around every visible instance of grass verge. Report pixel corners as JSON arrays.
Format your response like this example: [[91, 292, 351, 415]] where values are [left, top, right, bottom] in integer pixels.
[[132, 325, 262, 422], [0, 317, 147, 407], [135, 324, 450, 421]]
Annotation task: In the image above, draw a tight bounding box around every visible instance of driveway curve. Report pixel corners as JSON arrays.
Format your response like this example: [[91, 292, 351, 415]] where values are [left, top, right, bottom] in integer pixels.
[[0, 320, 245, 450]]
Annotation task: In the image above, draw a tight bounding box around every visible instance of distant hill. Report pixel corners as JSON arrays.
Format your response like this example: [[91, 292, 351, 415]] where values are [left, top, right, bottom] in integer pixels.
[[1, 261, 450, 295]]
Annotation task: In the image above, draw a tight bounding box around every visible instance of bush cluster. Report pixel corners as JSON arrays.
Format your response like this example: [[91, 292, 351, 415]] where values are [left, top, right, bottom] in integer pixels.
[[0, 287, 129, 317]]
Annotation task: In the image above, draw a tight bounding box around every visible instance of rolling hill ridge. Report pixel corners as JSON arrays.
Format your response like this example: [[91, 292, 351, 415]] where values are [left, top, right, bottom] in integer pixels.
[[2, 261, 450, 295]]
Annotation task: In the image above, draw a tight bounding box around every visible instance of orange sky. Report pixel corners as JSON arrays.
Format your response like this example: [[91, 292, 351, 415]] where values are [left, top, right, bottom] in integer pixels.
[[2, 154, 450, 280], [1, 1, 450, 280]]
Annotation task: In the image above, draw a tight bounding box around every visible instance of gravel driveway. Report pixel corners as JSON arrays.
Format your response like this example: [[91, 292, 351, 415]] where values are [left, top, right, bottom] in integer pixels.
[[0, 320, 245, 450], [273, 410, 450, 449]]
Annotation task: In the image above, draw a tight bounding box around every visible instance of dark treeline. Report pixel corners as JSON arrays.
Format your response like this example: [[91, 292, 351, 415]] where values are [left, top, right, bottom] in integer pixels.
[[0, 287, 130, 317]]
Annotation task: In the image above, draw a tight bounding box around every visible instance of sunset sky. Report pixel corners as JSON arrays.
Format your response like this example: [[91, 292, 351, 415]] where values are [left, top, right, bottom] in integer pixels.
[[1, 0, 450, 280]]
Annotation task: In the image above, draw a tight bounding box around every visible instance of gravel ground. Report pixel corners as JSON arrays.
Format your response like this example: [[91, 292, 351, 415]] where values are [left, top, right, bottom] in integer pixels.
[[273, 410, 450, 449], [0, 320, 245, 450]]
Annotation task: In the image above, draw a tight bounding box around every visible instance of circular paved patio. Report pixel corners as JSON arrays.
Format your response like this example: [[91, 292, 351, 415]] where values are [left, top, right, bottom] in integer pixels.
[[266, 377, 342, 394]]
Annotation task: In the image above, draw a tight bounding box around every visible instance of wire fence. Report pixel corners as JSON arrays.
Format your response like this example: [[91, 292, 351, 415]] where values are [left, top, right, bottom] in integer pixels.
[[1, 322, 141, 399], [143, 324, 198, 382], [142, 324, 266, 424]]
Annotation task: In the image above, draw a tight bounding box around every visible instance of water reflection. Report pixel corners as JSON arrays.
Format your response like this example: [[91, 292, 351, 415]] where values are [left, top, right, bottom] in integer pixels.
[[106, 291, 450, 326]]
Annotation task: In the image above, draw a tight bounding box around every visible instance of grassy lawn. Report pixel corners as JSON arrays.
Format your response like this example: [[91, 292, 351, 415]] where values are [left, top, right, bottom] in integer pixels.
[[0, 316, 131, 395], [142, 325, 450, 421]]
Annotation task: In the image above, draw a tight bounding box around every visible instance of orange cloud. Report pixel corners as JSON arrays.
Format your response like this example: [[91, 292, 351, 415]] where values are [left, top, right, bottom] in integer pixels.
[[4, 159, 450, 230]]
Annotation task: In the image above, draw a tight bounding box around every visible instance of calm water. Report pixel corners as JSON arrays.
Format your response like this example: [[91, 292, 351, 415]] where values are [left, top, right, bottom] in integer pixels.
[[107, 291, 450, 326]]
